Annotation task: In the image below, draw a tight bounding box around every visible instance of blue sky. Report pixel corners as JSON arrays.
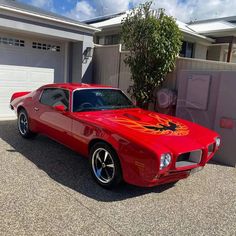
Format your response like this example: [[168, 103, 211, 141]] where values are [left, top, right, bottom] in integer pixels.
[[17, 0, 236, 22]]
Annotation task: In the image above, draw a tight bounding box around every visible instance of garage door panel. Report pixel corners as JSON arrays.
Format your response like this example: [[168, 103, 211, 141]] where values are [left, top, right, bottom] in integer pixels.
[[0, 49, 28, 66], [30, 70, 54, 82], [0, 35, 65, 119], [0, 87, 30, 103], [26, 56, 63, 82], [1, 104, 14, 118], [0, 69, 28, 82], [0, 51, 62, 72], [0, 67, 54, 86], [0, 65, 54, 119]]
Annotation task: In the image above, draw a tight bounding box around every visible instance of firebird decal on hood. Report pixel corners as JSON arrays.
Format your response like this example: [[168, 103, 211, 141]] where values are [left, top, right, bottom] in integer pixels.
[[109, 113, 190, 136]]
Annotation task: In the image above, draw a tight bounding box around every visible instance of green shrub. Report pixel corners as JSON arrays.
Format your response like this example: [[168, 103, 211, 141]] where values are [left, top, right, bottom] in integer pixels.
[[121, 1, 182, 108]]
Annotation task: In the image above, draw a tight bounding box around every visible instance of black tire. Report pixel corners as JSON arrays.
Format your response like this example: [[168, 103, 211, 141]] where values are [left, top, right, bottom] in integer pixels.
[[17, 109, 37, 139], [89, 142, 123, 189]]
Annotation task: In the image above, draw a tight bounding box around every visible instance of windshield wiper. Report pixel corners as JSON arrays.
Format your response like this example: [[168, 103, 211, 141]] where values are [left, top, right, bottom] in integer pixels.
[[113, 105, 137, 109], [77, 108, 103, 112], [76, 105, 137, 112]]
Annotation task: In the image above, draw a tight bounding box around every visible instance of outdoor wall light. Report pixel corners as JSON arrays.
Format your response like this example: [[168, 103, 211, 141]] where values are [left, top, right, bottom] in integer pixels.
[[84, 47, 93, 58], [83, 47, 93, 63]]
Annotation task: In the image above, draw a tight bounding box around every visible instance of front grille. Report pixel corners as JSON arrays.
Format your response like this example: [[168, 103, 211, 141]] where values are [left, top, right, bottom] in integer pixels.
[[176, 150, 202, 168]]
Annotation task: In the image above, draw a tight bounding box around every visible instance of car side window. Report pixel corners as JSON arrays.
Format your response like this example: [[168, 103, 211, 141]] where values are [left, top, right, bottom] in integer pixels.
[[40, 88, 69, 110]]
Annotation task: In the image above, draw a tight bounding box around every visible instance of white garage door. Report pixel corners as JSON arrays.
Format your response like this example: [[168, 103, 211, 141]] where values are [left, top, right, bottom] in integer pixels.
[[0, 34, 65, 119], [0, 65, 54, 119]]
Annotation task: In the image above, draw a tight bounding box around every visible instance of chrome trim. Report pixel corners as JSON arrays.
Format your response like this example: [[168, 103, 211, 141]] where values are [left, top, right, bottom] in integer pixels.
[[38, 87, 71, 111], [18, 112, 28, 135], [91, 147, 115, 184]]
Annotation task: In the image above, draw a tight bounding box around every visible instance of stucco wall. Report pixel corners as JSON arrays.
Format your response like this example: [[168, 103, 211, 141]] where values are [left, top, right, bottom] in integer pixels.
[[176, 70, 236, 167], [93, 44, 236, 166], [94, 44, 236, 92], [194, 43, 208, 59], [207, 45, 223, 61]]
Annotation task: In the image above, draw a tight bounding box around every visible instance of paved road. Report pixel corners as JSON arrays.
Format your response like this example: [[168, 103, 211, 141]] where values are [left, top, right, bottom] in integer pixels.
[[0, 120, 235, 235]]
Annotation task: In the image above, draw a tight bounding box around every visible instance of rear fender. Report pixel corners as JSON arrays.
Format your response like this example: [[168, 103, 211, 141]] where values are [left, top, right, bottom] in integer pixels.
[[10, 92, 31, 103]]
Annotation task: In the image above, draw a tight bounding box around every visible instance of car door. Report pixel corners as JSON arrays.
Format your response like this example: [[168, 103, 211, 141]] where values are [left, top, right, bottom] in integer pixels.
[[34, 88, 73, 146]]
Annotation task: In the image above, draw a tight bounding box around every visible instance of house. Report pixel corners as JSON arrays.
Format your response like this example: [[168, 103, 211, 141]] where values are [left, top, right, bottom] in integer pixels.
[[85, 11, 214, 60], [188, 16, 236, 63], [0, 0, 99, 119], [86, 11, 236, 64]]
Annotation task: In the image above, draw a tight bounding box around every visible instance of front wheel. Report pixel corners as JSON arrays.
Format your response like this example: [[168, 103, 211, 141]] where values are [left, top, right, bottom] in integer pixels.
[[89, 142, 122, 189], [18, 109, 37, 139]]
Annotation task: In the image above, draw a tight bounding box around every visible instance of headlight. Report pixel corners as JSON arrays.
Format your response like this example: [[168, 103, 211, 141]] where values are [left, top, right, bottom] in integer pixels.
[[160, 153, 172, 170], [215, 137, 221, 148]]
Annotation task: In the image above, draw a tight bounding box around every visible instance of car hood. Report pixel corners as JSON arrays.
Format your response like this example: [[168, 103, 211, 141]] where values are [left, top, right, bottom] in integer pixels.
[[72, 108, 218, 154]]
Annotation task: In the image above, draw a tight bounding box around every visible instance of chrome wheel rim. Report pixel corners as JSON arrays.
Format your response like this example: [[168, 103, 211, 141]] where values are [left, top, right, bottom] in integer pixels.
[[18, 113, 28, 135], [92, 148, 115, 184]]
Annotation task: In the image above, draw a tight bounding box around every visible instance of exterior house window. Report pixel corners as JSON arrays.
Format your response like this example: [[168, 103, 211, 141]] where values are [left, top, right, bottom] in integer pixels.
[[0, 37, 25, 47], [104, 35, 120, 45], [180, 41, 194, 58], [96, 35, 120, 45], [32, 42, 61, 52], [96, 36, 105, 45]]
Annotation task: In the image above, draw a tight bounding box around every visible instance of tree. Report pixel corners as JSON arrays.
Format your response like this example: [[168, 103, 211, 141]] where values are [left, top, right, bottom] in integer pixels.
[[121, 1, 182, 108]]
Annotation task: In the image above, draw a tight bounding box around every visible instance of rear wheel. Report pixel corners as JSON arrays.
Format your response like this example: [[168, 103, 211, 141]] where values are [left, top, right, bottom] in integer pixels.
[[89, 142, 122, 189], [17, 109, 37, 139]]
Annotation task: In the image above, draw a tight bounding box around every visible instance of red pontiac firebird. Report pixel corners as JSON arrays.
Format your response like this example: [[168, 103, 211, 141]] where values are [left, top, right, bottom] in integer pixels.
[[10, 83, 220, 188]]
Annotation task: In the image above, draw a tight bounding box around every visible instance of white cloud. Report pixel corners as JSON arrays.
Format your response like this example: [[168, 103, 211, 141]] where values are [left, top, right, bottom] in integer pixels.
[[30, 0, 54, 11], [132, 0, 236, 22], [67, 1, 97, 20], [66, 0, 236, 22], [67, 0, 129, 21], [92, 0, 129, 16]]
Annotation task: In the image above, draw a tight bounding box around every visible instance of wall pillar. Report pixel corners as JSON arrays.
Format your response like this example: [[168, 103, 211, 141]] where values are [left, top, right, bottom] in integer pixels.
[[227, 42, 233, 63]]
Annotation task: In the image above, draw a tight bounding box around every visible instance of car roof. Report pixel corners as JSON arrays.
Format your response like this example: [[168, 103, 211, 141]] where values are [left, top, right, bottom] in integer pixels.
[[40, 83, 114, 91]]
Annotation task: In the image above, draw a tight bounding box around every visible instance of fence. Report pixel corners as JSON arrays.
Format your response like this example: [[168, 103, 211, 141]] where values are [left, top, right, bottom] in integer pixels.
[[93, 44, 236, 92], [93, 44, 236, 166]]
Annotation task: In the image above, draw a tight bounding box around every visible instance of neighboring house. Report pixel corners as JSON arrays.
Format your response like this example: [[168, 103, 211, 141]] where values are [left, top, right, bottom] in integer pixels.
[[0, 0, 98, 119], [85, 11, 214, 60], [86, 11, 236, 63], [188, 17, 236, 63]]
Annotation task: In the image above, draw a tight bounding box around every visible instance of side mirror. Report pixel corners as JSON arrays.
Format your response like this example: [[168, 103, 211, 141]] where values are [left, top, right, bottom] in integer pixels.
[[54, 105, 66, 112]]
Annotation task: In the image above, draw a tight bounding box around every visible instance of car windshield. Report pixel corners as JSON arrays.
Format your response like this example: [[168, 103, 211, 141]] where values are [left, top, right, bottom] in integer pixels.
[[73, 89, 136, 112]]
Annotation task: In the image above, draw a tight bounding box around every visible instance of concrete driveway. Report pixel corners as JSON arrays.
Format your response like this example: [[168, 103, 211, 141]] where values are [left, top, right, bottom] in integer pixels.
[[0, 120, 235, 235]]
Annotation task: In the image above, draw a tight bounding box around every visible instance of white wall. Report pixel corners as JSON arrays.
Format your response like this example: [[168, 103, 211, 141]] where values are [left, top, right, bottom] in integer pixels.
[[81, 35, 94, 83]]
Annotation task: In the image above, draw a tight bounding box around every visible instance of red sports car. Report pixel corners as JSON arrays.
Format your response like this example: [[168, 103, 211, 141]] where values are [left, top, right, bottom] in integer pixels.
[[10, 83, 220, 188]]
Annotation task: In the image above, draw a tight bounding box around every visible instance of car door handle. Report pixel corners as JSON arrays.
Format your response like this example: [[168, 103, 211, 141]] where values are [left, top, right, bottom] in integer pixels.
[[34, 107, 39, 111]]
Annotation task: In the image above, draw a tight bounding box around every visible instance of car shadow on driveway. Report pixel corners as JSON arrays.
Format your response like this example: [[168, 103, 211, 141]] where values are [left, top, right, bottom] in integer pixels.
[[0, 120, 175, 202]]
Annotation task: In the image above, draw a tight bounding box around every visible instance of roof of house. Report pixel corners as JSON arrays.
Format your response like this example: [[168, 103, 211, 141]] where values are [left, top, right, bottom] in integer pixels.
[[188, 21, 236, 34], [188, 16, 236, 37], [0, 0, 99, 32], [88, 11, 213, 42], [89, 12, 127, 28], [189, 15, 236, 25], [84, 11, 126, 25]]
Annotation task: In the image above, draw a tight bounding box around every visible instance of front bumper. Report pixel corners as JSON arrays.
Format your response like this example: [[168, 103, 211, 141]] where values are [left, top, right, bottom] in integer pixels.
[[132, 166, 204, 187], [121, 136, 220, 187], [123, 144, 218, 187], [144, 170, 191, 187]]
